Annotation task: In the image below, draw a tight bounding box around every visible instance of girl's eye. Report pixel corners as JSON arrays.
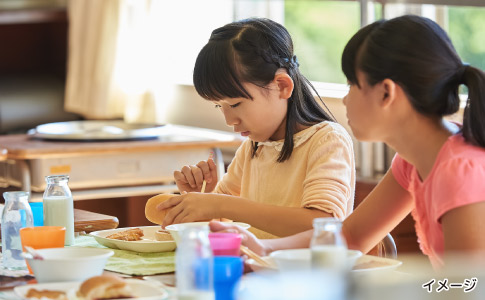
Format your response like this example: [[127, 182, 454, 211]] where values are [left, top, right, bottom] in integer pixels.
[[214, 104, 222, 109], [230, 102, 241, 108]]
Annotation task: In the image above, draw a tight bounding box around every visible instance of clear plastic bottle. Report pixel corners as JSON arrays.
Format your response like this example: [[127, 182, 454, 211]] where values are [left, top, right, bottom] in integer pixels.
[[176, 226, 214, 300], [43, 175, 74, 246], [310, 217, 348, 272], [1, 191, 34, 270]]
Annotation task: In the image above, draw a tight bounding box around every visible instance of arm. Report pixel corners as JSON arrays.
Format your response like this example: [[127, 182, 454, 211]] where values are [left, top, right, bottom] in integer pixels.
[[342, 169, 414, 254], [209, 221, 314, 256], [441, 201, 485, 263], [160, 192, 332, 236]]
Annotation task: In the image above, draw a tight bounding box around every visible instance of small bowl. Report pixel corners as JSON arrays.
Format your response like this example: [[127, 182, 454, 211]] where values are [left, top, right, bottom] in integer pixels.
[[165, 222, 250, 245], [269, 248, 362, 271], [26, 248, 114, 283]]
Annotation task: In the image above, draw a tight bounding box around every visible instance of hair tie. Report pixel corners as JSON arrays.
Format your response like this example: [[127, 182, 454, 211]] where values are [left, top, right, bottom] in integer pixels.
[[282, 55, 299, 70], [457, 63, 469, 84]]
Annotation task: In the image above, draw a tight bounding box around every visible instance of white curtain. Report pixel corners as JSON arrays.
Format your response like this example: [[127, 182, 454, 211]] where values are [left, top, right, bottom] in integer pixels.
[[64, 0, 232, 123]]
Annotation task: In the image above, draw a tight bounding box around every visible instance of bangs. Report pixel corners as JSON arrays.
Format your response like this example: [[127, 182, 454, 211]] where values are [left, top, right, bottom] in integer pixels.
[[341, 20, 385, 87], [193, 40, 252, 101]]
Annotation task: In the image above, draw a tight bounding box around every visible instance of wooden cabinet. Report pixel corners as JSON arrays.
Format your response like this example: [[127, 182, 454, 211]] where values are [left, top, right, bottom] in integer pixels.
[[0, 5, 80, 134]]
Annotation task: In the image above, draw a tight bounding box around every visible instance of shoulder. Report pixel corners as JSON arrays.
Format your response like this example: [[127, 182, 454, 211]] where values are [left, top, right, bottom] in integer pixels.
[[310, 121, 354, 148]]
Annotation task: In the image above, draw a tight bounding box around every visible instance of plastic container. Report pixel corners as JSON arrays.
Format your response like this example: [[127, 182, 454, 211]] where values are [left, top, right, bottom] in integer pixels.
[[176, 225, 215, 300], [20, 226, 66, 273], [1, 191, 34, 270], [43, 175, 74, 246], [29, 202, 44, 227], [209, 233, 241, 256], [214, 256, 244, 300]]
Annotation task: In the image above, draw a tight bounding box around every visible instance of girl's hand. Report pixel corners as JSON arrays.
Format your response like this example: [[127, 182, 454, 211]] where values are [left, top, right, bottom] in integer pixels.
[[174, 158, 218, 193], [158, 192, 222, 227], [209, 220, 269, 257]]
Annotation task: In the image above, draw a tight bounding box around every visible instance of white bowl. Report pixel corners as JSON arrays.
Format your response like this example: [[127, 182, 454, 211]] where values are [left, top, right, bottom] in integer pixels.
[[269, 248, 362, 271], [26, 247, 114, 283], [165, 221, 251, 245]]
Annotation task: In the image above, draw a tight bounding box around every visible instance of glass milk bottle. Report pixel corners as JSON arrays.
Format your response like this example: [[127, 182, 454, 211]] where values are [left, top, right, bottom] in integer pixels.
[[310, 218, 348, 272], [43, 175, 74, 246], [176, 226, 214, 300], [1, 191, 33, 270]]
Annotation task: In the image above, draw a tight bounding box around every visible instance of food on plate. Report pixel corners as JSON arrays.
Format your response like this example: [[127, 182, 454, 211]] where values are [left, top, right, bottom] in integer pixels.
[[353, 260, 391, 270], [76, 274, 134, 300], [145, 194, 176, 225], [25, 288, 67, 300], [154, 229, 173, 241], [106, 228, 143, 241]]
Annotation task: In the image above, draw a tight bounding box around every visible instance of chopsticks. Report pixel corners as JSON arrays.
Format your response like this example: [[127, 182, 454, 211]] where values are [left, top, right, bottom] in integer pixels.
[[240, 245, 271, 268], [200, 151, 214, 193]]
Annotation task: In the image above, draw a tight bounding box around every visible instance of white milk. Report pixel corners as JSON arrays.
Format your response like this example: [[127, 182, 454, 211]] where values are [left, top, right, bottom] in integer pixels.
[[43, 196, 75, 246], [311, 245, 347, 271]]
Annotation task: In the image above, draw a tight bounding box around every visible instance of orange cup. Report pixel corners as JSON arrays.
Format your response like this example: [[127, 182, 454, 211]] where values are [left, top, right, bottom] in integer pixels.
[[20, 226, 66, 274]]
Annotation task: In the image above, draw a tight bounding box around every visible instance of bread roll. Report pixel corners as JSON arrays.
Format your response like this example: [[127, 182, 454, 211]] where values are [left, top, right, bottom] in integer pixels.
[[145, 194, 176, 225], [76, 275, 133, 300]]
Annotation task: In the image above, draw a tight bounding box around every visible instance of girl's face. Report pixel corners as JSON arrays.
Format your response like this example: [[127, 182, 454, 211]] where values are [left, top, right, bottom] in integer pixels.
[[214, 82, 288, 142], [343, 71, 385, 141]]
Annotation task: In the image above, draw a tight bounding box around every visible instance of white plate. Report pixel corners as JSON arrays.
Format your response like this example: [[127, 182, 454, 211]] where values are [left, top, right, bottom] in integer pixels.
[[351, 255, 402, 273], [28, 120, 166, 141], [14, 279, 168, 300], [90, 226, 176, 253], [247, 254, 401, 273]]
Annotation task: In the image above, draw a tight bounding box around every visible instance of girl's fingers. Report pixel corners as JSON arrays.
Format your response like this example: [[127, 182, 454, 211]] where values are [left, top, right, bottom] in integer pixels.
[[157, 196, 182, 210], [189, 165, 204, 188], [173, 171, 188, 184], [197, 161, 212, 183], [180, 165, 197, 188], [161, 198, 185, 227], [208, 158, 218, 182]]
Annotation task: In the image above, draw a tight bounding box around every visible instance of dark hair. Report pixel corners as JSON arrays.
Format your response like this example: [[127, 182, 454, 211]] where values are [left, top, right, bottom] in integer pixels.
[[342, 15, 485, 147], [193, 18, 334, 162]]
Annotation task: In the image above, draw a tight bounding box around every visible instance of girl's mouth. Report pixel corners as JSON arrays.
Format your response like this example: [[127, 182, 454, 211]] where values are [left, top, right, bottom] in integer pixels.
[[240, 131, 250, 137]]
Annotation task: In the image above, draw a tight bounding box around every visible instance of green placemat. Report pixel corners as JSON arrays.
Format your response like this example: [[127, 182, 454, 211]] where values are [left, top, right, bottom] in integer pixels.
[[71, 235, 175, 276]]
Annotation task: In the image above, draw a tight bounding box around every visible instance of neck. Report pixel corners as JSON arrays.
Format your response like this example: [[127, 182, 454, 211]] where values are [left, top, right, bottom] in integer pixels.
[[385, 116, 458, 181]]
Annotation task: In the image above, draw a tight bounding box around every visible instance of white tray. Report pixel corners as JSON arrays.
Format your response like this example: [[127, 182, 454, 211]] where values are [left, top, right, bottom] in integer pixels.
[[28, 120, 166, 141]]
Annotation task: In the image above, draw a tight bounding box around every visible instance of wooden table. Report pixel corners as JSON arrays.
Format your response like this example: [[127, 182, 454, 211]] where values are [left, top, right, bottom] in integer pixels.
[[74, 208, 119, 233], [0, 208, 119, 291]]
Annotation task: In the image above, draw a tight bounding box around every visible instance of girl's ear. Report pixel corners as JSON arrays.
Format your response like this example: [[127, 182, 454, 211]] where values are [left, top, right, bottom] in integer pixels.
[[381, 78, 397, 108], [274, 71, 294, 100]]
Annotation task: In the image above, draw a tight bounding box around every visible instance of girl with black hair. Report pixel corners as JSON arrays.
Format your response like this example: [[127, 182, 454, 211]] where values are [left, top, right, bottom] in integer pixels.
[[158, 18, 355, 238], [210, 15, 485, 268]]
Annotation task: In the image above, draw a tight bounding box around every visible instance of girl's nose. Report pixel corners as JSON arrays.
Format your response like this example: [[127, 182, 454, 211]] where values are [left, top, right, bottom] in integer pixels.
[[222, 108, 239, 127], [343, 94, 348, 106]]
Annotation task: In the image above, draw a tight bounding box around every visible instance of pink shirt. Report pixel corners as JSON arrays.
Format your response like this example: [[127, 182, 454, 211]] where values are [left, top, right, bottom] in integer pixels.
[[392, 134, 485, 268]]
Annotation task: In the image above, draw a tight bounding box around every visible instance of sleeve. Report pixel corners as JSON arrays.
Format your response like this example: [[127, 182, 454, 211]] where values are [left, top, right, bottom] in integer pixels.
[[213, 140, 249, 196], [431, 158, 485, 222], [301, 126, 355, 220], [391, 153, 413, 190]]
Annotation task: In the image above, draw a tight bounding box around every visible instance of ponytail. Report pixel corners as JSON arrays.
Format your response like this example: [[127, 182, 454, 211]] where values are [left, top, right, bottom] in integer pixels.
[[461, 66, 485, 147]]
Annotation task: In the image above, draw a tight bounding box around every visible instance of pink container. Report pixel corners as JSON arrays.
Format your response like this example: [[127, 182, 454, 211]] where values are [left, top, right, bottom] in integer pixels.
[[209, 232, 242, 256]]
